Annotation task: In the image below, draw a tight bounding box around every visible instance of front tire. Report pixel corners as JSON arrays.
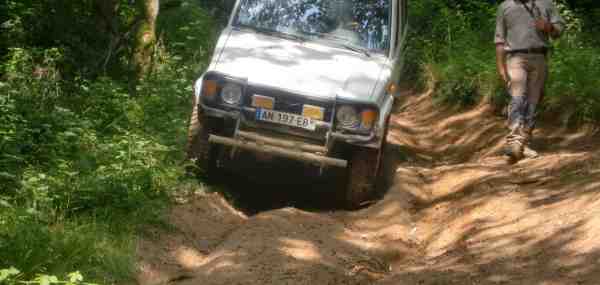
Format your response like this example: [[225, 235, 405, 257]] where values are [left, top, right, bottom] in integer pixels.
[[343, 118, 389, 209], [186, 96, 221, 177]]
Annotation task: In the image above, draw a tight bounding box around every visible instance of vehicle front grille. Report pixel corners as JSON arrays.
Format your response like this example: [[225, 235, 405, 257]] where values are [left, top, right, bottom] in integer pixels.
[[241, 84, 334, 141], [243, 85, 334, 122]]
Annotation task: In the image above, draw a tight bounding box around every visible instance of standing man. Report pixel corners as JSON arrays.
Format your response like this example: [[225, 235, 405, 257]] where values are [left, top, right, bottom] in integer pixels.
[[495, 0, 564, 160]]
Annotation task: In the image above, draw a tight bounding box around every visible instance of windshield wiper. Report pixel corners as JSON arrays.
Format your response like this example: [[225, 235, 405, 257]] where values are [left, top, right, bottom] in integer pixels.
[[303, 32, 371, 57], [337, 43, 371, 58], [234, 25, 306, 42]]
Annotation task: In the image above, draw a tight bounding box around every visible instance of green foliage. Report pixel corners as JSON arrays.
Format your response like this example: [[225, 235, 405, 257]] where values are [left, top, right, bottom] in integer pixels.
[[0, 45, 157, 284], [0, 0, 139, 77], [0, 267, 95, 285], [407, 0, 600, 124], [158, 0, 217, 69], [406, 0, 496, 107], [544, 42, 600, 123], [198, 0, 236, 24], [1, 0, 216, 283]]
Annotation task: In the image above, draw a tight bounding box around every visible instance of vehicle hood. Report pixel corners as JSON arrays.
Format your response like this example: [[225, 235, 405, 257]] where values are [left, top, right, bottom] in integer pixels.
[[212, 29, 388, 102]]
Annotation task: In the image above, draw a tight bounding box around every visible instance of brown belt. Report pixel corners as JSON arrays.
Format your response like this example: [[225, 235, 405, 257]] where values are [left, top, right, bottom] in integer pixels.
[[508, 47, 548, 55]]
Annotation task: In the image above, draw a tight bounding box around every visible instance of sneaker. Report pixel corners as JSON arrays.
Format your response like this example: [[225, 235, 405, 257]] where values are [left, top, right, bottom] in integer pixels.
[[504, 141, 524, 160], [523, 145, 539, 159]]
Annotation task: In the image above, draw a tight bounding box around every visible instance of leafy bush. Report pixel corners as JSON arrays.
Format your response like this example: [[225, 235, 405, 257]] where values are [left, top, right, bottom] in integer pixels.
[[543, 40, 600, 124], [0, 1, 217, 282], [0, 45, 165, 284]]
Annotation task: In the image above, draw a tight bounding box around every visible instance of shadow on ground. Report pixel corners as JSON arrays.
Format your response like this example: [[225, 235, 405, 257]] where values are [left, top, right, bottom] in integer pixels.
[[206, 155, 345, 215]]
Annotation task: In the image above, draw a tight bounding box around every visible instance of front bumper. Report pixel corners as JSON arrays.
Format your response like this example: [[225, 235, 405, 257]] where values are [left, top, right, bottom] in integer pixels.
[[199, 100, 381, 168], [209, 131, 348, 168]]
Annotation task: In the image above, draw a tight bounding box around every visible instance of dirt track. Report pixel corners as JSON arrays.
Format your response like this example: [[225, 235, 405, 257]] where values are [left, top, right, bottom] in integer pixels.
[[136, 91, 600, 285]]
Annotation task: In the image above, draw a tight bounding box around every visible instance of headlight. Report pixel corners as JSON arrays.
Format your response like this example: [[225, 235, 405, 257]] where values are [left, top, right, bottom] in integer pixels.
[[336, 105, 378, 132], [221, 83, 243, 105], [336, 105, 359, 128]]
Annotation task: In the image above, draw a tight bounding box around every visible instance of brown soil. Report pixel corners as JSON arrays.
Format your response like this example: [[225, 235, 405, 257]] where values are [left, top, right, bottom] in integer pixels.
[[136, 91, 600, 285]]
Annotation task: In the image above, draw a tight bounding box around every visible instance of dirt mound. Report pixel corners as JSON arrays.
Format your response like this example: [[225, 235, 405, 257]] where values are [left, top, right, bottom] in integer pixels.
[[136, 192, 247, 285], [136, 91, 600, 285], [177, 208, 392, 285]]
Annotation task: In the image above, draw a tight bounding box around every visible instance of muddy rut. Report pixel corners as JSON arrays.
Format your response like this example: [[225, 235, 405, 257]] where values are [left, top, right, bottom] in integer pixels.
[[137, 91, 600, 285]]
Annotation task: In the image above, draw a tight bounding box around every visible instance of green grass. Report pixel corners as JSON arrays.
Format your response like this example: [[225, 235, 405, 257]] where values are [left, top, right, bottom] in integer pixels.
[[1, 209, 135, 283]]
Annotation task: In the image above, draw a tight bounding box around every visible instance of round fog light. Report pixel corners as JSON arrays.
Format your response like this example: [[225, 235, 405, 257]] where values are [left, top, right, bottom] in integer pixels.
[[336, 105, 359, 128], [221, 83, 243, 105]]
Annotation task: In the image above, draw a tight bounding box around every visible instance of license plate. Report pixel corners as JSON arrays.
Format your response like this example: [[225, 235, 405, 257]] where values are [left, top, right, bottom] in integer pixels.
[[256, 109, 317, 131]]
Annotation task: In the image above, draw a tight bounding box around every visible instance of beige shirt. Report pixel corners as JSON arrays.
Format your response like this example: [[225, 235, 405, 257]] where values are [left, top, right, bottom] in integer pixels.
[[495, 0, 565, 51]]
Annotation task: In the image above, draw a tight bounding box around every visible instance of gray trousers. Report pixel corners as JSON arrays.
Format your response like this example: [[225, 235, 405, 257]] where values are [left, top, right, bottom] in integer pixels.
[[506, 53, 548, 144]]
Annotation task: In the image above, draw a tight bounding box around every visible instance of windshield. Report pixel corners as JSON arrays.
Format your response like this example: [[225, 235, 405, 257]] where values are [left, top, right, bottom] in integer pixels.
[[233, 0, 391, 53]]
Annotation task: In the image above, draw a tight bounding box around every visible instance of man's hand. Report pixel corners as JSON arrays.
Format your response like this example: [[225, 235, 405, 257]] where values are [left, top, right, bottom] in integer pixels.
[[496, 43, 509, 86], [535, 19, 554, 34], [500, 70, 509, 85]]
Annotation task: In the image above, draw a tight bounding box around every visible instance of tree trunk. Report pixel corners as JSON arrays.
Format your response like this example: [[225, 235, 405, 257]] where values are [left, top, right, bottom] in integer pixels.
[[133, 0, 159, 81]]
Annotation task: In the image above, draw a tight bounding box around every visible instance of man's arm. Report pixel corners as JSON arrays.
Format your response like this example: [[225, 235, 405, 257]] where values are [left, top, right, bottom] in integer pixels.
[[496, 43, 508, 84], [494, 5, 508, 83], [548, 1, 565, 39]]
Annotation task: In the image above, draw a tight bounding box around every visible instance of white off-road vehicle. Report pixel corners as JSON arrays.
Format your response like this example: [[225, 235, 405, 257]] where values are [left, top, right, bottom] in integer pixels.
[[187, 0, 408, 208]]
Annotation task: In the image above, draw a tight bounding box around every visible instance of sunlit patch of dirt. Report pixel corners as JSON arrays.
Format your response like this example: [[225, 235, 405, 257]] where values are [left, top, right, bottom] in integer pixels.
[[136, 91, 600, 285]]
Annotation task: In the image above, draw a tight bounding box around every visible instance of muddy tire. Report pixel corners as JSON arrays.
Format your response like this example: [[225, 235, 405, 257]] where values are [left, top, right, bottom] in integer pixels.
[[343, 118, 389, 209], [186, 96, 221, 176]]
